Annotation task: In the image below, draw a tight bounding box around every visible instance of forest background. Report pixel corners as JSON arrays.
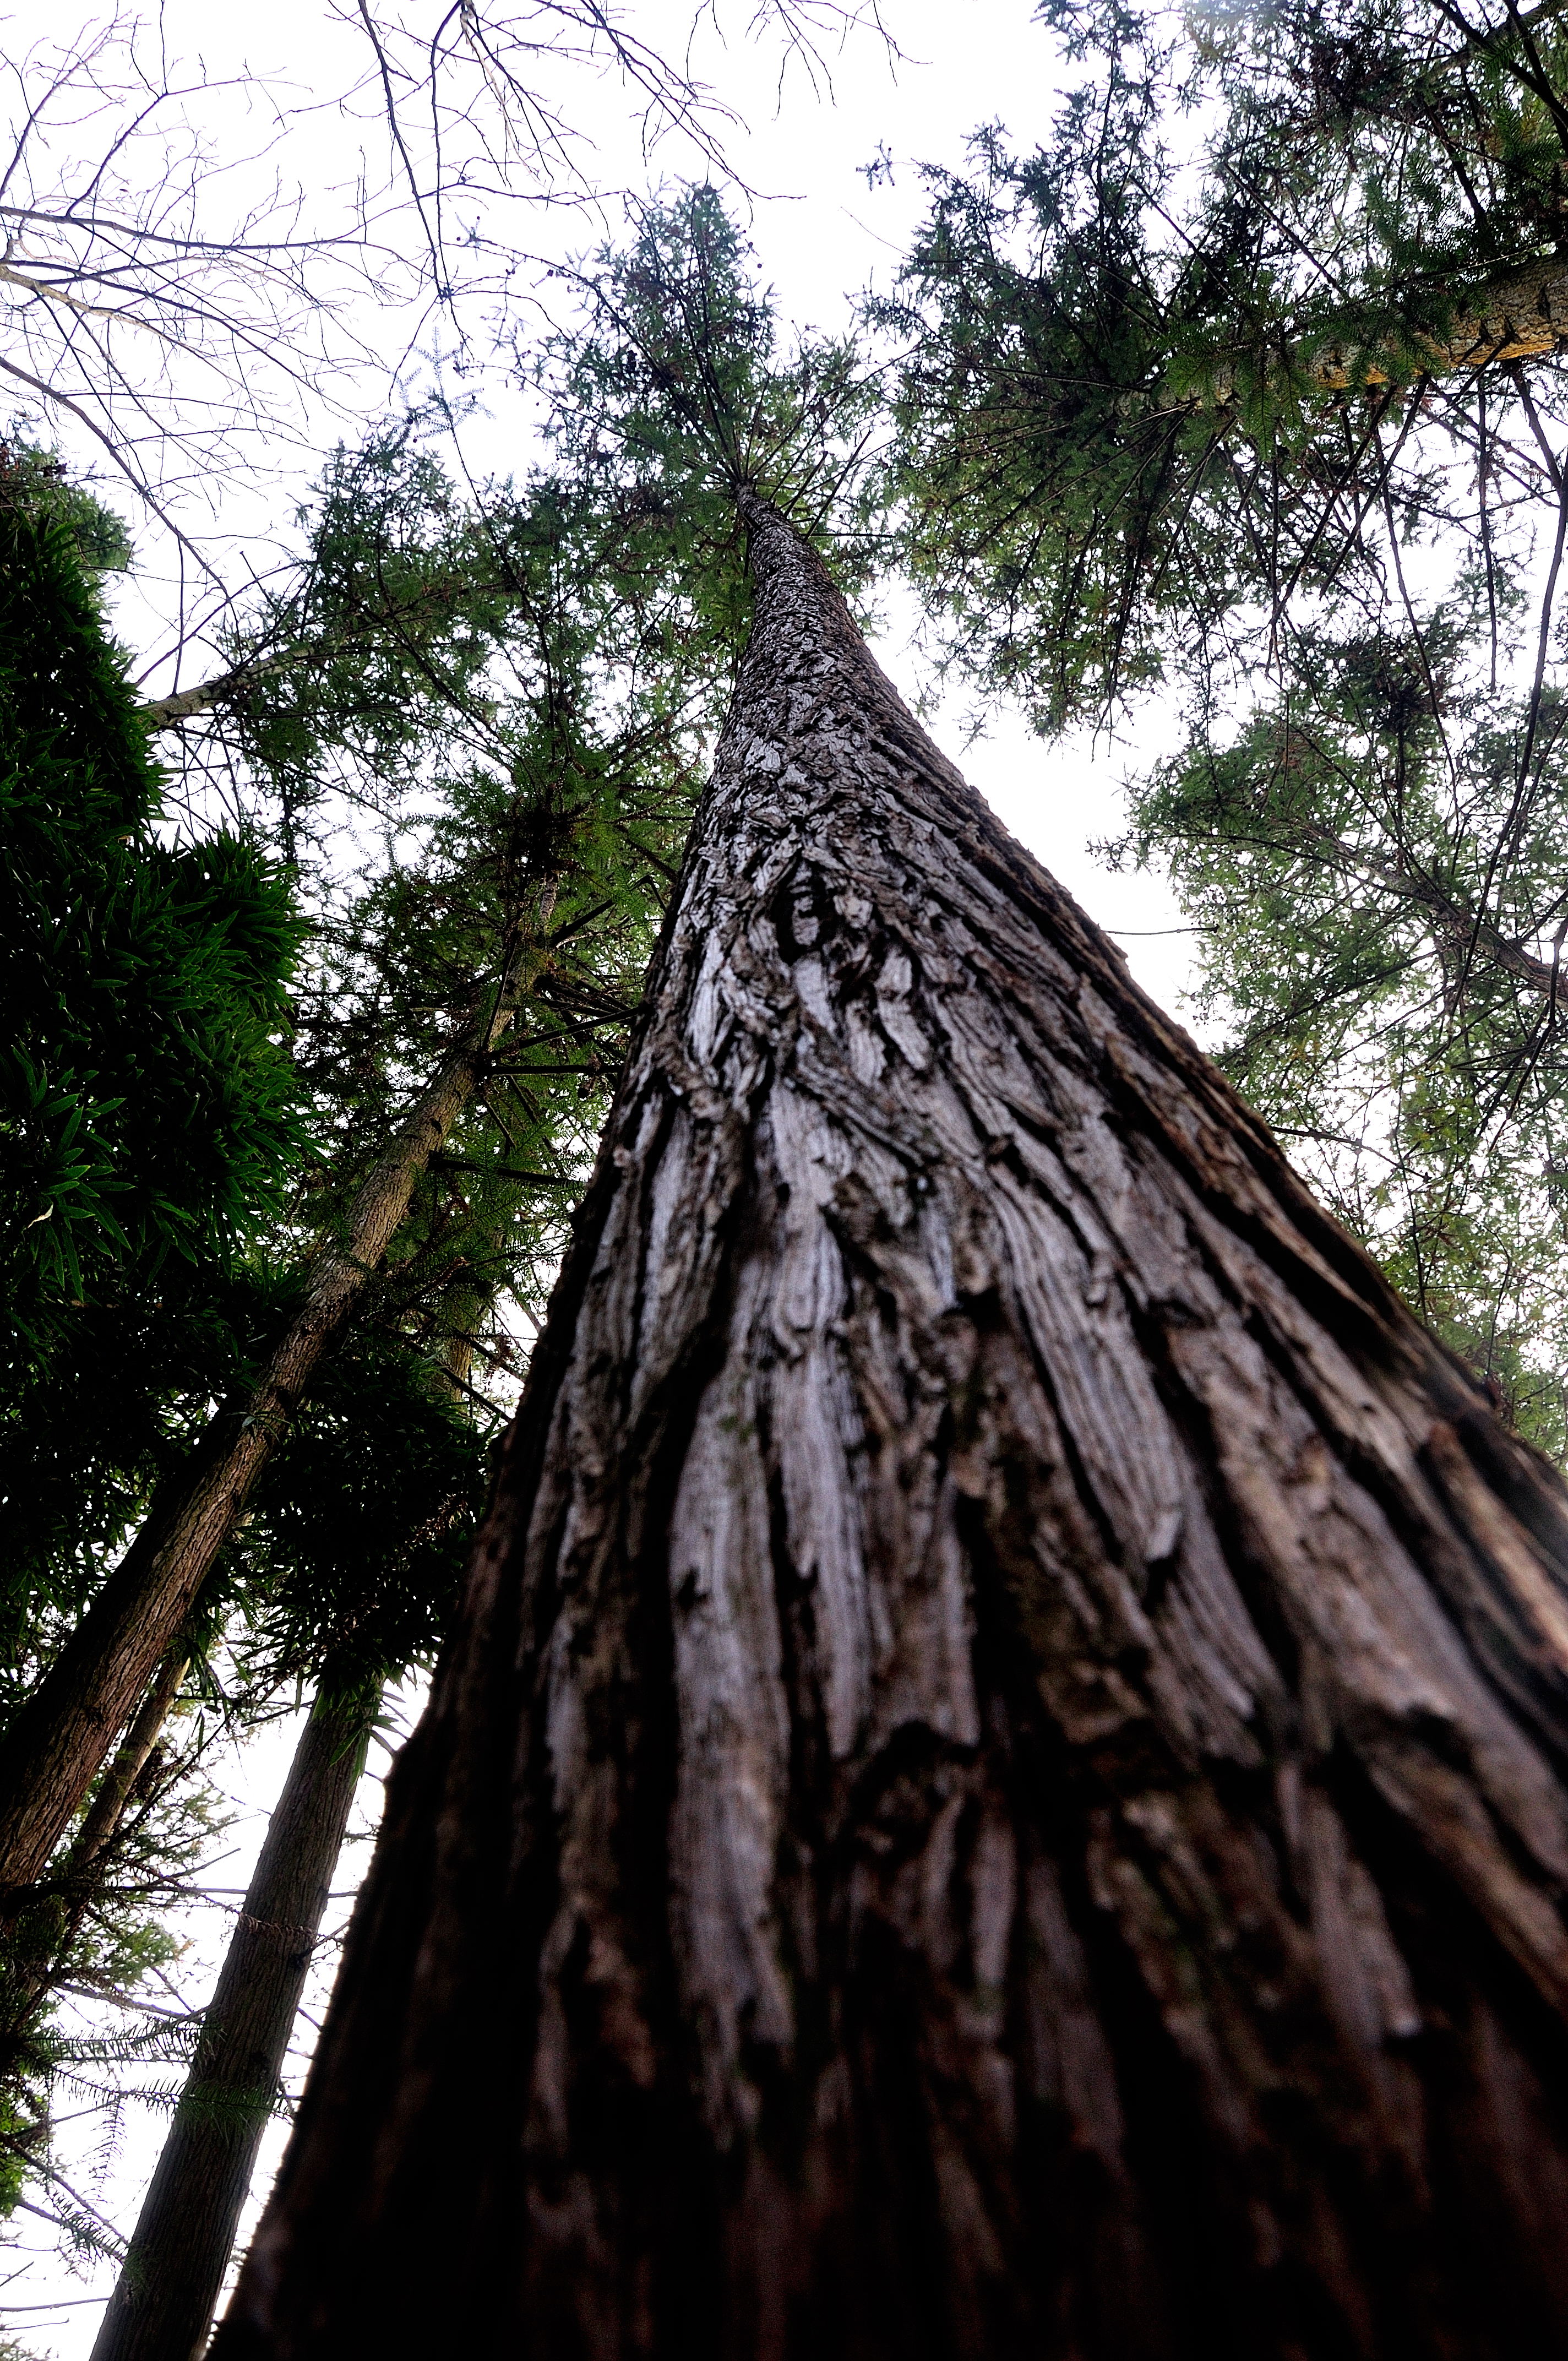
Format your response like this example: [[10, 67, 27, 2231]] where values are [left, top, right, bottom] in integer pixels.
[[4, 6, 1188, 2349], [6, 0, 1560, 2349]]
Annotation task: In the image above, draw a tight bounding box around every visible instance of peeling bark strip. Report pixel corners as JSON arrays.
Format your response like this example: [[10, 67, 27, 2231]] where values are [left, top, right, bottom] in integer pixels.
[[222, 498, 1568, 2361]]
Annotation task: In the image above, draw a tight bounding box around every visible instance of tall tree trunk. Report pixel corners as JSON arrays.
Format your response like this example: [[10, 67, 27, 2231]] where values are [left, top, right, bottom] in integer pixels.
[[219, 497, 1568, 2361], [0, 1650, 190, 2070], [0, 909, 547, 1898], [90, 1684, 370, 2361]]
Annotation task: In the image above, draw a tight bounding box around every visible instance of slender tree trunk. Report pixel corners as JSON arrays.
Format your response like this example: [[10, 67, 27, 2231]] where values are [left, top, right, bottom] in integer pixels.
[[427, 1232, 507, 1406], [65, 1651, 193, 1878], [0, 1650, 190, 2069], [219, 498, 1568, 2361], [0, 909, 547, 1898], [90, 1685, 369, 2361], [88, 1296, 484, 2361]]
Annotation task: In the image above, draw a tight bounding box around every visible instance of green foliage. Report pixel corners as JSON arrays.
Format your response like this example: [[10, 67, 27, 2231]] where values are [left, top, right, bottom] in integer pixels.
[[1110, 599, 1568, 1448], [873, 0, 1568, 1456], [0, 1276, 277, 1682], [536, 187, 880, 624], [877, 0, 1568, 723], [0, 507, 305, 1363], [208, 423, 547, 859], [0, 2079, 39, 2217], [226, 1329, 490, 1690], [0, 436, 133, 574], [224, 425, 716, 1467]]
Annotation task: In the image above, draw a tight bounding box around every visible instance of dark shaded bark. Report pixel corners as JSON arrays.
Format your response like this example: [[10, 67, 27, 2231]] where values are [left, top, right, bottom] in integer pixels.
[[0, 914, 544, 1898], [219, 497, 1568, 2361], [91, 1687, 368, 2361]]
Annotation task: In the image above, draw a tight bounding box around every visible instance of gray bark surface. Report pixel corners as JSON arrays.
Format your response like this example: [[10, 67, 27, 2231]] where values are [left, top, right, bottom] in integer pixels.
[[219, 497, 1568, 2360], [91, 1691, 366, 2361]]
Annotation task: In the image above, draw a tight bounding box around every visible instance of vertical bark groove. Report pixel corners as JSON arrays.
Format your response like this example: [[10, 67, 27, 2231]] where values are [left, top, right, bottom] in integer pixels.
[[221, 495, 1568, 2360]]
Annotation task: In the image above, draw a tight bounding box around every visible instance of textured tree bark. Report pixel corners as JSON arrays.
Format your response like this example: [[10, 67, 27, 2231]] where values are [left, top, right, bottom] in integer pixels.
[[0, 911, 547, 1898], [90, 1687, 368, 2361], [219, 497, 1568, 2361]]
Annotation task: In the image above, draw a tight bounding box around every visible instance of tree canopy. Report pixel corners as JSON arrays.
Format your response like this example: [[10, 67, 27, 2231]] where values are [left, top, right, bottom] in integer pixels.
[[0, 485, 302, 1363], [880, 0, 1568, 720], [876, 0, 1568, 1450], [16, 8, 1568, 2340]]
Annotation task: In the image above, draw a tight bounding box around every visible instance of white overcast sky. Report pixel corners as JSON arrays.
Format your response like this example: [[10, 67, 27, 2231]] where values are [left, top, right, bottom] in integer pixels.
[[1, 7, 1200, 2352]]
